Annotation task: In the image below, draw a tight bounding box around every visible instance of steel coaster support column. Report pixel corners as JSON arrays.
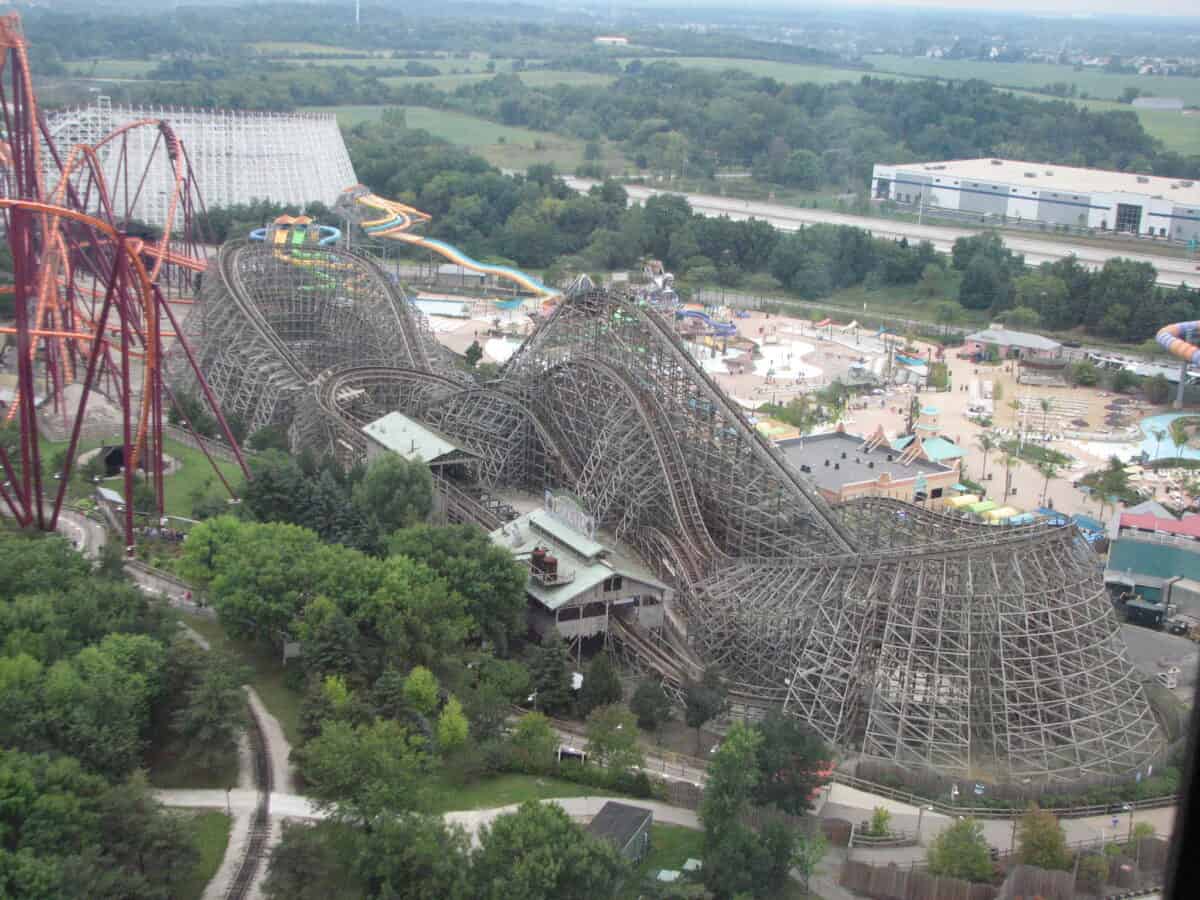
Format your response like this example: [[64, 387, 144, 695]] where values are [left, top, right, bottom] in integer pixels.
[[48, 241, 125, 531], [117, 244, 136, 551]]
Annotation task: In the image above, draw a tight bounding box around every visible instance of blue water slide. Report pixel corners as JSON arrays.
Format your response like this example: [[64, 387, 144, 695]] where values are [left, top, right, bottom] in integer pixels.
[[674, 309, 737, 336]]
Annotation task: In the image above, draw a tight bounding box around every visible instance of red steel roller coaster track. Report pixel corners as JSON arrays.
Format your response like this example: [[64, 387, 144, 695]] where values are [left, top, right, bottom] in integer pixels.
[[0, 13, 247, 549]]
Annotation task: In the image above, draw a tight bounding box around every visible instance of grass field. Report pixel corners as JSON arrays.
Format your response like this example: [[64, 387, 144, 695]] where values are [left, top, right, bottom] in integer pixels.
[[380, 69, 615, 92], [1003, 89, 1200, 155], [36, 436, 243, 520], [868, 54, 1200, 106], [310, 104, 629, 173], [63, 58, 158, 78], [177, 811, 232, 900], [623, 56, 901, 86], [180, 612, 303, 749], [249, 41, 368, 56]]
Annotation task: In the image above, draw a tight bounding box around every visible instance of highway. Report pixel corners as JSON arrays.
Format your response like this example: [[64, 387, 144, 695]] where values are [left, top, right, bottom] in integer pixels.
[[562, 177, 1200, 287]]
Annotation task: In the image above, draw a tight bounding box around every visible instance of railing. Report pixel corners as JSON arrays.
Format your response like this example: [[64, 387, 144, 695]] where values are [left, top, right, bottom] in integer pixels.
[[530, 566, 575, 586], [827, 770, 1178, 821]]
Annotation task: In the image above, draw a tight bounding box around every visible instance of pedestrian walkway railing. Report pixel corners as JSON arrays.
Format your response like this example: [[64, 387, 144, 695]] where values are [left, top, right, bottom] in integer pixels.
[[827, 770, 1178, 820]]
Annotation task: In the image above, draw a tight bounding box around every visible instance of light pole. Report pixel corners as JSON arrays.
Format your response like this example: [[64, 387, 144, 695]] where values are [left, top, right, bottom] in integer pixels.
[[916, 804, 934, 844]]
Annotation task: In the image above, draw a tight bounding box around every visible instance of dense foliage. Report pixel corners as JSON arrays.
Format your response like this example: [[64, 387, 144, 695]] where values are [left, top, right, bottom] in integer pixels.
[[400, 64, 1197, 181], [0, 530, 218, 897]]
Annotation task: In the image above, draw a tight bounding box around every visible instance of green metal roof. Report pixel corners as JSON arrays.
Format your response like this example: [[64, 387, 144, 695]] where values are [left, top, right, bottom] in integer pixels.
[[362, 412, 463, 464], [490, 511, 666, 611], [920, 437, 967, 463], [528, 511, 605, 559]]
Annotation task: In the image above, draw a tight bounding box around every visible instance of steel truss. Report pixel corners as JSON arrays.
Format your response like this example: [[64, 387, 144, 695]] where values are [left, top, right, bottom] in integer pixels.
[[191, 268, 1164, 787]]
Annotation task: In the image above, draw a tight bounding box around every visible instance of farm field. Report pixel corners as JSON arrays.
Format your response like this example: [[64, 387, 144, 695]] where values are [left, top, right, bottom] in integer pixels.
[[868, 54, 1200, 106], [623, 55, 900, 86], [249, 41, 368, 56], [310, 104, 629, 173], [381, 69, 615, 92], [293, 53, 504, 72], [1005, 89, 1200, 155]]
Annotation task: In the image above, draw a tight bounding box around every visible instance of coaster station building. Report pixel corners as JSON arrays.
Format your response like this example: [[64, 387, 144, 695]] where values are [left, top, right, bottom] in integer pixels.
[[872, 157, 1200, 243]]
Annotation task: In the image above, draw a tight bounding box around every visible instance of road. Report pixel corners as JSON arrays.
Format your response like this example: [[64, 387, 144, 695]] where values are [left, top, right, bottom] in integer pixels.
[[562, 177, 1200, 287]]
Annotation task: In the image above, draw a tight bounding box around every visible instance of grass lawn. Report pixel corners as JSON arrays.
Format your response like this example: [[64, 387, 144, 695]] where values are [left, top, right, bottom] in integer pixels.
[[867, 54, 1200, 106], [314, 104, 629, 174], [180, 612, 303, 750], [147, 735, 239, 790], [622, 56, 904, 86], [381, 69, 615, 93], [63, 58, 158, 78], [37, 436, 243, 520], [426, 772, 618, 815], [175, 810, 232, 900]]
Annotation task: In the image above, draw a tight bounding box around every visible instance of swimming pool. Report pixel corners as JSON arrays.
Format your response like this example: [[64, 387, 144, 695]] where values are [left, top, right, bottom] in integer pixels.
[[1137, 412, 1200, 461]]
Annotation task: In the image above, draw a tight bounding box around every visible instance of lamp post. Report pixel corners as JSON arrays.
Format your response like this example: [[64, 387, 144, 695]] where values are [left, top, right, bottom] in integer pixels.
[[916, 804, 934, 845]]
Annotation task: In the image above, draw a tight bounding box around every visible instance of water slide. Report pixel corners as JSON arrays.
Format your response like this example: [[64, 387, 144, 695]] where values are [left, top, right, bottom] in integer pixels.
[[1157, 321, 1200, 366], [674, 309, 737, 336], [348, 191, 559, 299]]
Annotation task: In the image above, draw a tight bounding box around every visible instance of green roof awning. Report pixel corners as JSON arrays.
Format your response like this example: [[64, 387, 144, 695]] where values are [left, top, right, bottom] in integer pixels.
[[968, 500, 997, 514]]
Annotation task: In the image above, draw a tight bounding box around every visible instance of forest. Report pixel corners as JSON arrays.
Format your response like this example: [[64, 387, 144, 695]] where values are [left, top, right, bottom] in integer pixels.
[[398, 63, 1199, 183]]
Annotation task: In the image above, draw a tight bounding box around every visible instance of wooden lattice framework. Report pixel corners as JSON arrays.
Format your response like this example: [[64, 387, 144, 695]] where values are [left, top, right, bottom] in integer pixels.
[[187, 275, 1164, 787]]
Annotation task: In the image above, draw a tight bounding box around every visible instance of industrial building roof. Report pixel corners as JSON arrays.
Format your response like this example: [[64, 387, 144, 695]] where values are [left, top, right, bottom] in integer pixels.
[[889, 158, 1200, 205], [362, 412, 468, 465], [779, 431, 950, 493], [966, 328, 1061, 353]]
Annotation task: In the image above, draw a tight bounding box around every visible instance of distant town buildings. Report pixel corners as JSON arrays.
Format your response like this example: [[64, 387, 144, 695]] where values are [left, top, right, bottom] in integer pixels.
[[593, 36, 629, 46], [872, 157, 1200, 244]]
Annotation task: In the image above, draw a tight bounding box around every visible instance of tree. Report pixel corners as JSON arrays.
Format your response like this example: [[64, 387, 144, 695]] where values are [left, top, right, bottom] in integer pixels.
[[464, 341, 483, 369], [578, 652, 622, 715], [975, 433, 996, 484], [1078, 853, 1110, 892], [959, 256, 1011, 311], [353, 453, 433, 536], [933, 299, 961, 333], [751, 711, 830, 815], [921, 266, 952, 300], [684, 667, 726, 752], [584, 704, 643, 773], [529, 631, 574, 715], [927, 817, 994, 882], [1002, 305, 1041, 331], [388, 524, 528, 653], [792, 830, 828, 894], [352, 813, 473, 900], [295, 719, 432, 826], [629, 678, 672, 735], [1145, 373, 1170, 405], [1016, 806, 1070, 871], [508, 712, 558, 775], [1112, 367, 1139, 394], [1037, 461, 1060, 507], [436, 695, 469, 755], [470, 801, 628, 900], [1171, 418, 1190, 458], [1152, 427, 1167, 460], [1001, 450, 1020, 503], [404, 666, 440, 718], [1069, 359, 1100, 386], [171, 652, 247, 774]]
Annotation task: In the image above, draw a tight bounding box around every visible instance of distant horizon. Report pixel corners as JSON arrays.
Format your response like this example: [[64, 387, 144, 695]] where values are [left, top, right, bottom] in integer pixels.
[[596, 1, 1200, 21]]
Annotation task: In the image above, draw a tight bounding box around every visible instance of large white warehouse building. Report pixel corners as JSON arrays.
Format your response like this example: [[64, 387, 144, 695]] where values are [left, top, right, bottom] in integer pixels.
[[871, 158, 1200, 244]]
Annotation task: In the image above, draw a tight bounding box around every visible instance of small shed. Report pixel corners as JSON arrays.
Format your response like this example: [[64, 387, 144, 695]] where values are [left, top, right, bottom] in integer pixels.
[[587, 801, 653, 864]]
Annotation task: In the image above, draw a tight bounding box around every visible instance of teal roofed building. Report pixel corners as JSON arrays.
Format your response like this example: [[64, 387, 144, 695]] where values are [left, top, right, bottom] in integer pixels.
[[891, 434, 967, 465], [489, 493, 669, 653], [1104, 509, 1200, 615]]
